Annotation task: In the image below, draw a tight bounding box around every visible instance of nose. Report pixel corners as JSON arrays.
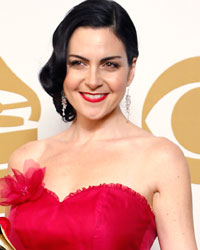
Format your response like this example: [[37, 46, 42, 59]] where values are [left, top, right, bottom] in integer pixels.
[[86, 67, 102, 90]]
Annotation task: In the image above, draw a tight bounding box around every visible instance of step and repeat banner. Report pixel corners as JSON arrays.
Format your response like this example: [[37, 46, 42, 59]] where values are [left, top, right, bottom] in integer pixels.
[[0, 0, 199, 248]]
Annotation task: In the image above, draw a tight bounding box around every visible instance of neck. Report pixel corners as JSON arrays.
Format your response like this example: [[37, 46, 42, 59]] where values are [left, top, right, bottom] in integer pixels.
[[67, 107, 130, 143]]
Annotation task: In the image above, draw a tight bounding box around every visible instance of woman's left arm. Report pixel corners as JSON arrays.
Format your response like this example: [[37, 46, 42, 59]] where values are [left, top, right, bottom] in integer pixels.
[[152, 138, 198, 250]]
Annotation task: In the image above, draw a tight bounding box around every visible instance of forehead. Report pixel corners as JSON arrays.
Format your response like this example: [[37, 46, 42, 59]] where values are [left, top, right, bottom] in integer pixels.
[[67, 27, 126, 57]]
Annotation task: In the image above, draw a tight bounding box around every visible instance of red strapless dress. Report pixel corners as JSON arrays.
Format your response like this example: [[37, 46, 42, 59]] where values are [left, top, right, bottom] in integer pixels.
[[0, 160, 157, 250]]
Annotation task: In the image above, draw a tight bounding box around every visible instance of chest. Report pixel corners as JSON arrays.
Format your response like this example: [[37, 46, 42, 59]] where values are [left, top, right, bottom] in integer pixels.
[[39, 141, 154, 204]]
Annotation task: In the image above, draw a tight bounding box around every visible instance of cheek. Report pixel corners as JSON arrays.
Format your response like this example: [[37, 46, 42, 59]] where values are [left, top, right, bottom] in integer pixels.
[[63, 72, 81, 90], [108, 73, 129, 92]]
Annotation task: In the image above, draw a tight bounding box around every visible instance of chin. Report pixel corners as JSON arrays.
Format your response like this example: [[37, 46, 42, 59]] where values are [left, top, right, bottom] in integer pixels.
[[76, 106, 117, 121], [85, 114, 105, 121], [78, 111, 109, 121]]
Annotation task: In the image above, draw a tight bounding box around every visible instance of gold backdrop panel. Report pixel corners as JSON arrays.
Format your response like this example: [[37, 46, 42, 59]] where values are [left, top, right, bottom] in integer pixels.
[[172, 88, 200, 154], [0, 129, 37, 165], [0, 57, 41, 123], [0, 57, 41, 166], [142, 57, 200, 184]]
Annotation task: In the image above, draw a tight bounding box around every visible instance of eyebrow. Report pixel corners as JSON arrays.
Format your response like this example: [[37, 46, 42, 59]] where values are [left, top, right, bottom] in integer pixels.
[[68, 54, 122, 63]]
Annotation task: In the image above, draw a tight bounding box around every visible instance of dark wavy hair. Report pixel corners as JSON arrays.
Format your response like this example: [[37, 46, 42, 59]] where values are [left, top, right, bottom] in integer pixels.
[[39, 0, 139, 122]]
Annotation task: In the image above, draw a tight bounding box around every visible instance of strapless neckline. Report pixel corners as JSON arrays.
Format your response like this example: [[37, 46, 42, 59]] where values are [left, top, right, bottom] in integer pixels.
[[19, 159, 155, 217], [44, 182, 155, 218]]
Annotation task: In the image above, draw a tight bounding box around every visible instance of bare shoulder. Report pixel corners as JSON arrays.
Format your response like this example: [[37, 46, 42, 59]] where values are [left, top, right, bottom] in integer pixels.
[[8, 139, 47, 173], [126, 125, 189, 177], [147, 136, 190, 182], [129, 128, 191, 187]]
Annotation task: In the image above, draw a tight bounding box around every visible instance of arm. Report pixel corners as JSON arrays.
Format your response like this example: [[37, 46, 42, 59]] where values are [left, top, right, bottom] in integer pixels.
[[152, 139, 197, 250]]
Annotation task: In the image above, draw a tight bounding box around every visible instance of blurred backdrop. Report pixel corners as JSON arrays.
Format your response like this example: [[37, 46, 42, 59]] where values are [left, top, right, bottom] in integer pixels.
[[0, 1, 199, 249]]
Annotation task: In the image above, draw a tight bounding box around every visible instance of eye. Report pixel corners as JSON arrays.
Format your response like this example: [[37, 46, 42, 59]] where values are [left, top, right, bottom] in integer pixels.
[[103, 62, 119, 69], [68, 60, 84, 68]]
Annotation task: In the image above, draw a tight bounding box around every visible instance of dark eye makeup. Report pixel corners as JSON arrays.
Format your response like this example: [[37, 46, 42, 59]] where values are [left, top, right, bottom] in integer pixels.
[[104, 62, 119, 68], [67, 60, 83, 66]]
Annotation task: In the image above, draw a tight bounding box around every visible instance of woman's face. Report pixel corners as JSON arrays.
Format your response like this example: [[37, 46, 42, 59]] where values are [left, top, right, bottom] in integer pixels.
[[63, 27, 136, 121]]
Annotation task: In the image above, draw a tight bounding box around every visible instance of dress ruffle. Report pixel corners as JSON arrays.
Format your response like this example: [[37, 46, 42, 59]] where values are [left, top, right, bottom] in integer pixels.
[[0, 160, 45, 206]]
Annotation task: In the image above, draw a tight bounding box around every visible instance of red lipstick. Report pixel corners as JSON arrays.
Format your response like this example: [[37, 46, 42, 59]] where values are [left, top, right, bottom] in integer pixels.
[[80, 92, 108, 103]]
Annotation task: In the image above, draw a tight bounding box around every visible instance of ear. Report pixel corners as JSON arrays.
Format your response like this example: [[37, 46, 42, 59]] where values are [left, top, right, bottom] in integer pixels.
[[127, 57, 137, 86]]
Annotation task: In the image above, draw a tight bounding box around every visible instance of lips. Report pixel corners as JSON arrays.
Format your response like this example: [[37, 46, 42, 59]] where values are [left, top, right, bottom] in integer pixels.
[[80, 92, 108, 103]]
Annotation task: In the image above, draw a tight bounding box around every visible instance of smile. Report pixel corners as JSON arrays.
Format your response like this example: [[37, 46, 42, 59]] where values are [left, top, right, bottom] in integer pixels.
[[80, 92, 108, 103]]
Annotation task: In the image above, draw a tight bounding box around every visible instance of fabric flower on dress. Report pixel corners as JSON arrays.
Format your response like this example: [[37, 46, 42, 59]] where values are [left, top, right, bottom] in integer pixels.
[[0, 160, 45, 206]]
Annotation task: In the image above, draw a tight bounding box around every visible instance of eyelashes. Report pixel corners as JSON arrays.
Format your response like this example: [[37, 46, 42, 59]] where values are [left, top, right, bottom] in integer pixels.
[[104, 62, 119, 69], [68, 60, 83, 67]]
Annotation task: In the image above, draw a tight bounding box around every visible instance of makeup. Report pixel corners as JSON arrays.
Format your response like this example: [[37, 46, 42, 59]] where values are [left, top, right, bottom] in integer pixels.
[[80, 92, 108, 103]]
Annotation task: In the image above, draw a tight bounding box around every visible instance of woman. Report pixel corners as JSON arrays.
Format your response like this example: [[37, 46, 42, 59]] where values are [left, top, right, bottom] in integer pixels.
[[0, 0, 197, 249]]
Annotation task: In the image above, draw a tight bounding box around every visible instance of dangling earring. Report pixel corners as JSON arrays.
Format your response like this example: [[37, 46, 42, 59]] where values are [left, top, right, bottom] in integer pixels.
[[125, 87, 131, 120], [61, 90, 67, 118]]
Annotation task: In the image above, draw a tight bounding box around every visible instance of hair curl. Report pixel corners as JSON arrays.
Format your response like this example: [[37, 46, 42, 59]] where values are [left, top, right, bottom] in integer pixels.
[[39, 0, 139, 122]]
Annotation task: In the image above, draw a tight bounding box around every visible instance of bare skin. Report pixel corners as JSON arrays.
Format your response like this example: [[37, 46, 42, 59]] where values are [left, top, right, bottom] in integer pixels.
[[6, 27, 197, 250]]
